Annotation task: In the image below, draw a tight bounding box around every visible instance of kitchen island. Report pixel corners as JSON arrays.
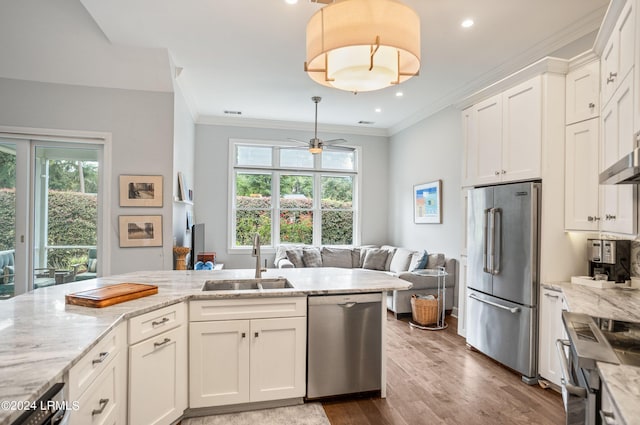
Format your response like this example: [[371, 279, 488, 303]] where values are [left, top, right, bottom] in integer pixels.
[[545, 281, 640, 425], [0, 267, 411, 425]]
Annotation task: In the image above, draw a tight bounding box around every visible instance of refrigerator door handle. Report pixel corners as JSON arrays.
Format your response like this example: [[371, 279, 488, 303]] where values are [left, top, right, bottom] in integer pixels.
[[483, 208, 491, 273], [492, 208, 502, 275], [469, 293, 520, 313]]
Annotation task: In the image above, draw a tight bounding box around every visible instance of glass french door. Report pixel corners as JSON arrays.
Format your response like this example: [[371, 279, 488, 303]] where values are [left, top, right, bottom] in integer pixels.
[[0, 138, 102, 299]]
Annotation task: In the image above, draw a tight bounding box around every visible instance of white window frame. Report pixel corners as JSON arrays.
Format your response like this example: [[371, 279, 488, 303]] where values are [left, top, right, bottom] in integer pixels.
[[228, 138, 360, 252]]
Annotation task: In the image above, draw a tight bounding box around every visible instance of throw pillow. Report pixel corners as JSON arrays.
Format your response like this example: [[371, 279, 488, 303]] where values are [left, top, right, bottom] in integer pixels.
[[389, 248, 414, 273], [380, 245, 397, 271], [321, 247, 352, 268], [351, 247, 361, 268], [358, 246, 379, 267], [3, 265, 14, 284], [87, 258, 98, 273], [302, 247, 323, 267], [408, 250, 429, 271], [426, 253, 445, 269], [285, 248, 305, 268], [362, 248, 389, 271]]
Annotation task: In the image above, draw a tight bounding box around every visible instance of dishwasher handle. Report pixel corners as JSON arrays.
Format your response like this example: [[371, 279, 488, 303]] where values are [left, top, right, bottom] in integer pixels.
[[339, 302, 357, 308]]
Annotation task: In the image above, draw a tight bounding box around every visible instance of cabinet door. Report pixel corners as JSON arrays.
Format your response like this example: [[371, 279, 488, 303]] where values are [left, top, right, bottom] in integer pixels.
[[129, 325, 187, 425], [602, 0, 636, 106], [249, 317, 306, 402], [566, 61, 600, 124], [538, 289, 564, 387], [565, 119, 600, 231], [602, 37, 619, 105], [461, 107, 475, 187], [502, 76, 542, 182], [472, 95, 503, 185], [189, 320, 250, 407], [600, 75, 636, 234]]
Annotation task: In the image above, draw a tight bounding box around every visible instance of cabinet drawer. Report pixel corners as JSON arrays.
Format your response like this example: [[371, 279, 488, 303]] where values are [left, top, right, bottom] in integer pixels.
[[68, 322, 125, 401], [190, 297, 306, 321], [69, 350, 123, 425], [129, 302, 185, 345]]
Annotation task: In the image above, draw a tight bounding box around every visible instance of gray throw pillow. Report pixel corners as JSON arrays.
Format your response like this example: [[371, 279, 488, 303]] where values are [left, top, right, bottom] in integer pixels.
[[286, 248, 305, 268], [426, 253, 445, 269], [302, 247, 323, 267], [362, 248, 388, 271], [321, 247, 352, 268], [408, 250, 428, 271], [381, 245, 397, 271]]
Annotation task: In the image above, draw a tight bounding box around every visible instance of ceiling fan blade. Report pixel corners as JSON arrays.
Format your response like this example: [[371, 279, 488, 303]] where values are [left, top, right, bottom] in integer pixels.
[[287, 138, 310, 145], [322, 138, 348, 145], [324, 145, 355, 152]]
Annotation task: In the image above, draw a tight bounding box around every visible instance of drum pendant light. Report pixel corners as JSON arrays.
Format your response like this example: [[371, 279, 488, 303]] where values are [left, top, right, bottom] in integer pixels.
[[304, 0, 421, 93]]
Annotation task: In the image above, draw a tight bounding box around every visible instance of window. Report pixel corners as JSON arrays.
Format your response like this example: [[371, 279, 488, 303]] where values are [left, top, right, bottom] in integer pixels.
[[231, 140, 358, 249]]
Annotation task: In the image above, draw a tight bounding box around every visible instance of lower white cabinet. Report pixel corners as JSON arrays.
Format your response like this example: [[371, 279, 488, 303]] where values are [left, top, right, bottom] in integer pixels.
[[67, 322, 127, 425], [189, 298, 307, 408], [128, 304, 187, 425], [538, 287, 565, 387]]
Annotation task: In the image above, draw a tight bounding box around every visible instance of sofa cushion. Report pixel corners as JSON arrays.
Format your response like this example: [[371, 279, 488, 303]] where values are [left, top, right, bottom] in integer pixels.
[[362, 248, 389, 271], [286, 248, 305, 268], [409, 250, 428, 271], [426, 253, 446, 269], [302, 247, 323, 267], [358, 246, 380, 267], [321, 247, 353, 268], [351, 247, 361, 268], [380, 245, 397, 271], [389, 248, 414, 273]]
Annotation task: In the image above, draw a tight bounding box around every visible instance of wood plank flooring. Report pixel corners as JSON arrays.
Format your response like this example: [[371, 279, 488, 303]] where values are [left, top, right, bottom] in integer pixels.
[[321, 313, 565, 425]]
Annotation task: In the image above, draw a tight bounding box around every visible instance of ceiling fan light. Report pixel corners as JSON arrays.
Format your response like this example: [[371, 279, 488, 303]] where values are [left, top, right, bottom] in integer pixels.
[[308, 146, 323, 154], [305, 0, 420, 93]]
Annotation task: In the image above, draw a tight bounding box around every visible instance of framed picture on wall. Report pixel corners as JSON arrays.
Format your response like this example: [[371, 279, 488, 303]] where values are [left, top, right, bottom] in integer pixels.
[[119, 175, 163, 207], [414, 180, 442, 224], [119, 215, 163, 247]]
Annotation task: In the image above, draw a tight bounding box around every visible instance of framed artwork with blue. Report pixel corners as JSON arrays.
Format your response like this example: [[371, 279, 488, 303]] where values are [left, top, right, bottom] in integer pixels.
[[414, 180, 442, 224]]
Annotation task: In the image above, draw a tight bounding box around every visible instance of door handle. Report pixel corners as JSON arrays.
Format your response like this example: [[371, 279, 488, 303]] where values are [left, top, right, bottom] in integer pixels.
[[91, 398, 109, 416], [492, 208, 501, 275], [339, 302, 357, 308], [91, 351, 109, 365], [469, 293, 520, 313], [153, 337, 171, 348], [483, 208, 491, 273], [555, 339, 588, 398]]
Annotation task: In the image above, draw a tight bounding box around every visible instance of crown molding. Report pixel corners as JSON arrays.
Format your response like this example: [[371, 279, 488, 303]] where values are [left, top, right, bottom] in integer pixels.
[[567, 50, 600, 72], [196, 115, 390, 137]]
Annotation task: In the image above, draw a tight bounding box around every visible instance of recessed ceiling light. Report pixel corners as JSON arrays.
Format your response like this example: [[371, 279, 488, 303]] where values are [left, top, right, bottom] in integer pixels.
[[285, 0, 298, 4], [461, 18, 474, 28], [224, 110, 242, 115], [395, 91, 403, 97], [375, 108, 382, 113], [358, 120, 375, 125]]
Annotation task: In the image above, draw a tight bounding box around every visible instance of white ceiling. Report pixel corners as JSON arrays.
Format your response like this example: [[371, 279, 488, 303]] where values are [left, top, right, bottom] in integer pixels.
[[1, 0, 611, 135]]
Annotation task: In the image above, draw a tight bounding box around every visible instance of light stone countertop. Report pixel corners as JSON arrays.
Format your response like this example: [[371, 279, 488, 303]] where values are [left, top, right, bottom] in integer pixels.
[[0, 268, 411, 425], [542, 281, 640, 425]]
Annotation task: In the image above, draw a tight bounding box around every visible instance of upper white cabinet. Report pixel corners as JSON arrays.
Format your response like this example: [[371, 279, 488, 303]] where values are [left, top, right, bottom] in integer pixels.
[[601, 0, 636, 106], [600, 73, 637, 234], [565, 119, 600, 231], [462, 76, 542, 186], [566, 60, 600, 124]]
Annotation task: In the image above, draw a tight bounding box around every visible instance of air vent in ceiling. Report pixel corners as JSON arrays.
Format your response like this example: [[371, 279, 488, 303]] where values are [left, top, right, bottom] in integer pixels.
[[310, 0, 333, 4], [224, 110, 242, 115], [358, 120, 375, 125]]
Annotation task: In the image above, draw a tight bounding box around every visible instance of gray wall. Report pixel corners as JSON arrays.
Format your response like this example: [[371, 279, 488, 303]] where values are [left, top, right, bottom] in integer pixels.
[[0, 77, 175, 275], [388, 106, 464, 274], [194, 124, 390, 269]]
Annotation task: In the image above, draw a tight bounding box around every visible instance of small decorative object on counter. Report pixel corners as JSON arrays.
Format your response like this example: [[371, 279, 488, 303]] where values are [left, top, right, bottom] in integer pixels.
[[194, 261, 214, 270], [173, 246, 190, 270]]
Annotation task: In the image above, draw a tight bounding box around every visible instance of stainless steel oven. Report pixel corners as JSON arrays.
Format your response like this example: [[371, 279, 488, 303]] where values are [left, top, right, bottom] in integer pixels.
[[558, 311, 640, 425], [11, 383, 69, 425]]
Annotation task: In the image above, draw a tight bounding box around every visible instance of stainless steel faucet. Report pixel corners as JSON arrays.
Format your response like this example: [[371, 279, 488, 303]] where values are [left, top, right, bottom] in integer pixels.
[[252, 233, 266, 278]]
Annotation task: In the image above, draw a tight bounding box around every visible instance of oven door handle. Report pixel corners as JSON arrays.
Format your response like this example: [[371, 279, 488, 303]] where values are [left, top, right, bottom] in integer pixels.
[[556, 339, 588, 398]]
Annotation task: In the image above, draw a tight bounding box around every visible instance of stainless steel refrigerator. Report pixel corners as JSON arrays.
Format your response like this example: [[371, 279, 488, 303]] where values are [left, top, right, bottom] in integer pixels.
[[466, 181, 540, 384]]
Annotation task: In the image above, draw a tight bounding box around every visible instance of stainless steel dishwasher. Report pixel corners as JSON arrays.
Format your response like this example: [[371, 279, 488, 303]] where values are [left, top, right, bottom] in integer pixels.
[[307, 293, 382, 399]]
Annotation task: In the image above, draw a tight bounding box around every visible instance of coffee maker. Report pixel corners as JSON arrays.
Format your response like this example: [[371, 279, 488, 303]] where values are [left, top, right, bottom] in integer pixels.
[[587, 239, 631, 283]]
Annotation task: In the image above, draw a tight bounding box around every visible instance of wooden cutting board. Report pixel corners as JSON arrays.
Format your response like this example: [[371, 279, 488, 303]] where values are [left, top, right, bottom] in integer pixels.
[[65, 283, 158, 308]]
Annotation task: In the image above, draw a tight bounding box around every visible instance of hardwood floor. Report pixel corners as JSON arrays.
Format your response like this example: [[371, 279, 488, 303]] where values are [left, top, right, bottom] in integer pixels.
[[321, 313, 565, 425]]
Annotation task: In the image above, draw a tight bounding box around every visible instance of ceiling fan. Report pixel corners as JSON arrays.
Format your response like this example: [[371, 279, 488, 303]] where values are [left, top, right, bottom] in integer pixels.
[[288, 96, 352, 155]]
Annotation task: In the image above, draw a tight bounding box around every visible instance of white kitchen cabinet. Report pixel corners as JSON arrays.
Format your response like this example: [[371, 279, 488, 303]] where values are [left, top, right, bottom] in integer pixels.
[[600, 73, 637, 234], [462, 76, 542, 186], [461, 108, 475, 187], [566, 60, 600, 124], [189, 298, 307, 409], [565, 119, 600, 231], [538, 288, 565, 387], [128, 304, 187, 425], [601, 0, 636, 106], [67, 322, 127, 425]]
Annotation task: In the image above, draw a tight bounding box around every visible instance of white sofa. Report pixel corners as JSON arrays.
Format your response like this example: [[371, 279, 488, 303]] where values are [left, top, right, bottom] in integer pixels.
[[274, 245, 457, 316]]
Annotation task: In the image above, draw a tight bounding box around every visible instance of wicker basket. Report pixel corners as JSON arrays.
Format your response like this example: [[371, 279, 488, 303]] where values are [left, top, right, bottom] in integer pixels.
[[411, 294, 440, 325]]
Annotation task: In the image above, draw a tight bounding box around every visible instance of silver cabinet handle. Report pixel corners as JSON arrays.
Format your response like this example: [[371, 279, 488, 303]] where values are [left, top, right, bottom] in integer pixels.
[[469, 293, 519, 313], [501, 170, 506, 174], [254, 332, 259, 338], [544, 293, 559, 299], [241, 332, 246, 338], [483, 208, 490, 273], [152, 317, 170, 327], [92, 351, 109, 365], [153, 337, 171, 348], [339, 302, 357, 308], [555, 339, 588, 398], [588, 102, 595, 108], [605, 214, 616, 220], [91, 398, 109, 416], [600, 410, 617, 425], [606, 72, 617, 84], [491, 208, 502, 275], [494, 171, 500, 176]]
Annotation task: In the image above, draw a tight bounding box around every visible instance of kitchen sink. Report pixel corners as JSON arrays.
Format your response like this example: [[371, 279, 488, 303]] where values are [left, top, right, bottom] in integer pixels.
[[202, 278, 294, 291]]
